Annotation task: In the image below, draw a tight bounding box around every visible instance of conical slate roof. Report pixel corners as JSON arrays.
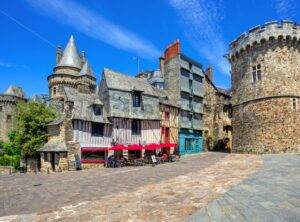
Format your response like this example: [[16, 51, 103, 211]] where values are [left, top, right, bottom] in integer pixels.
[[3, 86, 25, 98], [79, 61, 94, 77], [57, 35, 82, 69]]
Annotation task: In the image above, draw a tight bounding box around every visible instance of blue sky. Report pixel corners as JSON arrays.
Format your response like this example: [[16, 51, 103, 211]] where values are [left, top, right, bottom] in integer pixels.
[[0, 0, 299, 97]]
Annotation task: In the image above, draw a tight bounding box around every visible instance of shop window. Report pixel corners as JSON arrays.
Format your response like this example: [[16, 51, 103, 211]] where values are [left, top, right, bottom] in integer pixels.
[[81, 151, 105, 163], [91, 123, 104, 137], [128, 150, 141, 159], [132, 119, 141, 135]]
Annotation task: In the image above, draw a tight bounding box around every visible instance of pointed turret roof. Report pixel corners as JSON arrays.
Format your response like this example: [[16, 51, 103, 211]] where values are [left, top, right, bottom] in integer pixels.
[[56, 35, 82, 69], [79, 61, 95, 77], [3, 86, 25, 98]]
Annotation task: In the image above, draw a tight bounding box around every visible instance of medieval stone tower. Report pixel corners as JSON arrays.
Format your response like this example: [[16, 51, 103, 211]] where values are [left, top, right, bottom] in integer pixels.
[[48, 35, 96, 109], [226, 20, 300, 153], [0, 86, 26, 141]]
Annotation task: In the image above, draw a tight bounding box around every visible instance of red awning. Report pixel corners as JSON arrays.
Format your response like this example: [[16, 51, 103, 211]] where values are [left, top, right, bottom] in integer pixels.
[[81, 147, 108, 152], [127, 144, 143, 150], [144, 143, 162, 150], [109, 145, 127, 151], [161, 143, 178, 148]]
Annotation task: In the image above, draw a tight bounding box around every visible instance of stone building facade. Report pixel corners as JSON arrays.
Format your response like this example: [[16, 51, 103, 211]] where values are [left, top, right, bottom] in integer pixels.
[[202, 67, 232, 151], [39, 36, 111, 171], [157, 89, 180, 154], [0, 86, 26, 141], [162, 40, 204, 154], [226, 20, 300, 153]]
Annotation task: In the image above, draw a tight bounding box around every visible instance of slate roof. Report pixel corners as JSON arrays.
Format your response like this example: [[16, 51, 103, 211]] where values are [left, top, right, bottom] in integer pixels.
[[63, 88, 110, 124], [56, 35, 82, 69], [38, 140, 67, 152], [103, 68, 159, 96], [79, 61, 95, 77], [47, 115, 64, 126], [154, 88, 180, 108], [3, 86, 26, 98], [216, 87, 231, 97]]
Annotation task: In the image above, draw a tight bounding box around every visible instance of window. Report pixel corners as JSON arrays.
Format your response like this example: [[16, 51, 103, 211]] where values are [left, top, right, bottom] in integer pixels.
[[165, 112, 170, 121], [91, 123, 104, 137], [181, 69, 190, 77], [132, 119, 141, 135], [292, 98, 297, 111], [0, 106, 2, 112], [185, 139, 192, 151], [194, 96, 203, 104], [81, 151, 105, 163], [93, 105, 102, 116], [189, 79, 193, 91], [44, 152, 48, 161], [252, 64, 262, 82], [53, 87, 57, 96], [132, 91, 142, 107], [193, 75, 202, 83], [6, 115, 11, 122]]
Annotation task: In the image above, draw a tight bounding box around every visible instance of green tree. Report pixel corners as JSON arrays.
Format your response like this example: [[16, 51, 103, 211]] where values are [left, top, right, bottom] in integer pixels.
[[13, 101, 58, 157], [0, 132, 21, 168]]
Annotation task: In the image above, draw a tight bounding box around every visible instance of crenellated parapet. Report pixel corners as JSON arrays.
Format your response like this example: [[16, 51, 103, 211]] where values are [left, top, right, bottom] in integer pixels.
[[0, 95, 27, 105], [227, 20, 300, 60]]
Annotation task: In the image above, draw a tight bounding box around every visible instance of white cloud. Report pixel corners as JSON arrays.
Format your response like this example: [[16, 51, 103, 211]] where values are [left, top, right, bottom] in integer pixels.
[[168, 0, 230, 75], [27, 0, 161, 59], [273, 0, 298, 19], [0, 60, 15, 68]]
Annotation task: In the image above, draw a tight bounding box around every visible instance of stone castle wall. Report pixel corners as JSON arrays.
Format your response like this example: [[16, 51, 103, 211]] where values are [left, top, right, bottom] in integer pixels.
[[228, 20, 300, 153], [233, 97, 300, 153], [0, 96, 25, 141]]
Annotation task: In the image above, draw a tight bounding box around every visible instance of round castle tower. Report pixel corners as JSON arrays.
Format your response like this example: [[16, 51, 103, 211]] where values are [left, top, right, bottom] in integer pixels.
[[0, 86, 27, 141], [48, 35, 96, 101], [226, 20, 300, 153]]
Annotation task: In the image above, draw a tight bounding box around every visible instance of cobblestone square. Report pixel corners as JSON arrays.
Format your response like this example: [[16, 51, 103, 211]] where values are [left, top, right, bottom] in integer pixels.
[[0, 153, 299, 222]]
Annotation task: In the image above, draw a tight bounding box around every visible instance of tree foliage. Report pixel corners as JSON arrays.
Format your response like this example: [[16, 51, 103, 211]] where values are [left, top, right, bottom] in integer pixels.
[[0, 132, 21, 168], [13, 101, 58, 157]]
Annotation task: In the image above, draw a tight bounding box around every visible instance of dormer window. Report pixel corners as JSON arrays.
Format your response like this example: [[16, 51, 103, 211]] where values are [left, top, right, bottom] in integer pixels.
[[132, 91, 142, 107], [93, 105, 102, 116]]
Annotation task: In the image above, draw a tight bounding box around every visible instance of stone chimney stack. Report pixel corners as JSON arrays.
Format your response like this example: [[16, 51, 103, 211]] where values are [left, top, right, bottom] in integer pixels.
[[206, 66, 213, 82], [81, 51, 86, 65], [159, 56, 165, 78], [56, 46, 62, 65]]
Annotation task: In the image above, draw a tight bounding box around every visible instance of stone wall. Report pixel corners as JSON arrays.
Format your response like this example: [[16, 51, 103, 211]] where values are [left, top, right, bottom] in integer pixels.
[[228, 20, 300, 153], [0, 101, 16, 141], [0, 166, 15, 175], [202, 76, 232, 151], [233, 97, 300, 153]]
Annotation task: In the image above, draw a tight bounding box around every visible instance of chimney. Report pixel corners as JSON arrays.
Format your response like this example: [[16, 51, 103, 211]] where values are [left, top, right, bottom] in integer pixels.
[[56, 46, 62, 65], [159, 56, 165, 78], [206, 66, 213, 82], [81, 51, 86, 65], [164, 39, 180, 62]]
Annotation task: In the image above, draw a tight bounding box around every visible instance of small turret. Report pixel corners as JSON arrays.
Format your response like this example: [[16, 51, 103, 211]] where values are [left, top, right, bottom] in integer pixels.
[[56, 35, 82, 69]]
